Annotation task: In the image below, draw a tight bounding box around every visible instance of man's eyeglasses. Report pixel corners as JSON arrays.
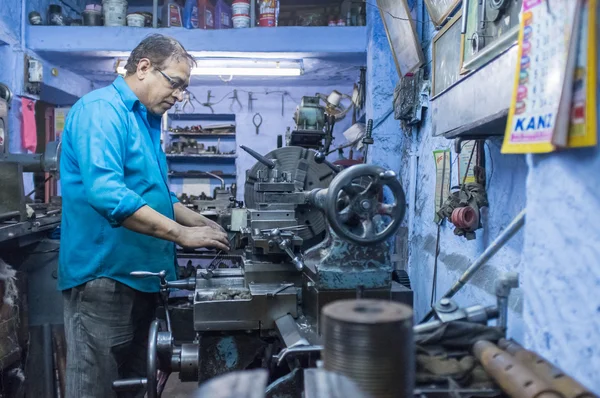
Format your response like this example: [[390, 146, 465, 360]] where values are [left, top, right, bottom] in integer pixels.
[[155, 69, 188, 95]]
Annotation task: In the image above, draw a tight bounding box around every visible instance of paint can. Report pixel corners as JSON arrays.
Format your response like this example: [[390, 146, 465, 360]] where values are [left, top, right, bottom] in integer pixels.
[[102, 0, 128, 26], [258, 0, 277, 27], [82, 9, 103, 26], [232, 0, 250, 17], [126, 13, 145, 27], [232, 15, 250, 28]]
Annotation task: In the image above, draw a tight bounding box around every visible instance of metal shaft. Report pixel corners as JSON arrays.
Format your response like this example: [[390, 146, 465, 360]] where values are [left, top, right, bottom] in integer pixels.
[[421, 209, 525, 322], [363, 119, 373, 164]]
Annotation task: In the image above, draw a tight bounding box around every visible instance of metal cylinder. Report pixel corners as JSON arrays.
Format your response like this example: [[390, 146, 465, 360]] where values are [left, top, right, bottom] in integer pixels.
[[498, 339, 596, 398], [473, 340, 563, 398], [322, 299, 414, 398]]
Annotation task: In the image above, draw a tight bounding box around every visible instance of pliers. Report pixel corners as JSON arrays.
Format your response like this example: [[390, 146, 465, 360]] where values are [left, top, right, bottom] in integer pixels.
[[229, 89, 243, 113]]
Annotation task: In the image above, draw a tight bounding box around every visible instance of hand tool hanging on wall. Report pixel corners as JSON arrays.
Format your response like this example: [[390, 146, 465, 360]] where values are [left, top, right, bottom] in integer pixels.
[[201, 90, 215, 114], [180, 91, 195, 113], [229, 89, 243, 113], [248, 92, 257, 113], [253, 113, 263, 135]]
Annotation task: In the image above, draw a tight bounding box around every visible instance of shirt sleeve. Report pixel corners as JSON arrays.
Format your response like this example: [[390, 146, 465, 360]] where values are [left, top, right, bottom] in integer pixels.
[[70, 100, 147, 227], [170, 191, 179, 205]]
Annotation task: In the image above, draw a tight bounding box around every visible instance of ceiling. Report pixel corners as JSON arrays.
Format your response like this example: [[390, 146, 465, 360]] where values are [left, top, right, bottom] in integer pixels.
[[27, 25, 367, 88]]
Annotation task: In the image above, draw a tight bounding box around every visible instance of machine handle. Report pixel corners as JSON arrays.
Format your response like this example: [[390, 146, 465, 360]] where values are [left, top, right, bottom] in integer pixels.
[[240, 145, 276, 169], [131, 270, 167, 279], [312, 164, 406, 245], [112, 378, 148, 391]]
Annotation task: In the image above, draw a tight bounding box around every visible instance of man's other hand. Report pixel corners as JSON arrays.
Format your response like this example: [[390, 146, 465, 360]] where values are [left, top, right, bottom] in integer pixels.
[[176, 226, 230, 251], [201, 217, 225, 233]]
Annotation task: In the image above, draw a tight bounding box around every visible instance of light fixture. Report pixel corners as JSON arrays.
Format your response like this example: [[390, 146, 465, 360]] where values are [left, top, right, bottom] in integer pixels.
[[115, 58, 303, 77]]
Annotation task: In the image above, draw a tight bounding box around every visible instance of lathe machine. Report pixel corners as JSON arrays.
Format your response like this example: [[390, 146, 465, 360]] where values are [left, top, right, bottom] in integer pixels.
[[113, 144, 412, 397]]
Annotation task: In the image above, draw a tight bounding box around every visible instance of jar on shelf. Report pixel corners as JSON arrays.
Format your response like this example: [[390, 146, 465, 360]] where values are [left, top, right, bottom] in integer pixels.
[[47, 4, 65, 26]]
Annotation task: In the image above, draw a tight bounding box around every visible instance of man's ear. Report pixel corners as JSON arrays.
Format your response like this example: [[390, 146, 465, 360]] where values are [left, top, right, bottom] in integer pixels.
[[136, 58, 152, 80]]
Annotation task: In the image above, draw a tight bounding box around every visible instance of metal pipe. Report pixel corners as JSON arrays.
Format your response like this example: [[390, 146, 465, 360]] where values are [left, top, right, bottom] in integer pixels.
[[421, 209, 526, 322], [0, 153, 43, 172], [202, 171, 225, 189], [152, 0, 158, 28]]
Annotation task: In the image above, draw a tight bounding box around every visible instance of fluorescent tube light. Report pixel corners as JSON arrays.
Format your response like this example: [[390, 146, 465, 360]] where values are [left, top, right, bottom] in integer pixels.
[[115, 59, 303, 77]]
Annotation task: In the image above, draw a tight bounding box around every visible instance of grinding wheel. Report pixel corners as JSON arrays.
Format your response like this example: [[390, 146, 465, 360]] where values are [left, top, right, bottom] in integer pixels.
[[244, 147, 335, 246]]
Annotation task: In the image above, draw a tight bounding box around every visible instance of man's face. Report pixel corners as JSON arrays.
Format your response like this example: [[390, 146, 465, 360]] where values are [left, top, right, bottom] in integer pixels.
[[137, 57, 191, 115]]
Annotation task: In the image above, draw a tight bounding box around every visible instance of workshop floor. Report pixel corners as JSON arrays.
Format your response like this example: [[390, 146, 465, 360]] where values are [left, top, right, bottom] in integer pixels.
[[162, 375, 199, 397]]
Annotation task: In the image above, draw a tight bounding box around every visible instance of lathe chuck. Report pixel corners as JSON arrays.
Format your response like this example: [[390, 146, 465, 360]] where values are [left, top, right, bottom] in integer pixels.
[[244, 147, 334, 246]]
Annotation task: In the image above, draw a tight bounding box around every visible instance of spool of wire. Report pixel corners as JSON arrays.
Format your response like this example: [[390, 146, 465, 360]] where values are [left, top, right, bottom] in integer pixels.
[[322, 299, 414, 398]]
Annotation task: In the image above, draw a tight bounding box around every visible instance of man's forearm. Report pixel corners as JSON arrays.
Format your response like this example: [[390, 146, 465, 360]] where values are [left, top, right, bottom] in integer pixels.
[[122, 205, 183, 243], [173, 202, 209, 227]]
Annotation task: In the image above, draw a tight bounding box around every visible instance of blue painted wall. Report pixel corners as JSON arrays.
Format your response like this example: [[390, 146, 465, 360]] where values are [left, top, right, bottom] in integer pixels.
[[366, 0, 598, 392]]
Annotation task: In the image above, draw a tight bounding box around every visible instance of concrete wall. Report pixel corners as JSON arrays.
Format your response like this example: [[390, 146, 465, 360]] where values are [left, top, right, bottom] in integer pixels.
[[366, 0, 599, 392], [523, 147, 600, 389], [366, 1, 526, 342]]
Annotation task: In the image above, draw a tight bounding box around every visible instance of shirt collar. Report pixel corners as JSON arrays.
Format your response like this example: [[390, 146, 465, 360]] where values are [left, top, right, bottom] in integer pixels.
[[112, 76, 139, 111], [112, 76, 163, 127]]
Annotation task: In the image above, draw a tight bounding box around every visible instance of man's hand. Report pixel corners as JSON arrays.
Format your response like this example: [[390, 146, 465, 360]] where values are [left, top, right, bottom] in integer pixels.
[[200, 216, 225, 233], [176, 226, 230, 251]]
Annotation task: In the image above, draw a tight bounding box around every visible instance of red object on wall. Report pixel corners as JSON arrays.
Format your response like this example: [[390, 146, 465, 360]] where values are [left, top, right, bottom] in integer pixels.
[[21, 98, 37, 153], [451, 206, 479, 230]]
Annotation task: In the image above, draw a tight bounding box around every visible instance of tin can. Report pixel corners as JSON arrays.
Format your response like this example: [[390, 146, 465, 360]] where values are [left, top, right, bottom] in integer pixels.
[[258, 0, 277, 27]]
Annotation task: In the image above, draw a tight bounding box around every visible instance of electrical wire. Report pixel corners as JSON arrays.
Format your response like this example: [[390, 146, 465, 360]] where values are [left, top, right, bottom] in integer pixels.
[[25, 175, 53, 198], [364, 0, 428, 25]]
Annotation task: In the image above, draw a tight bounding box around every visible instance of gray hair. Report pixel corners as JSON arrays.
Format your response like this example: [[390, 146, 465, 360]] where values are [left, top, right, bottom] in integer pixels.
[[124, 34, 195, 75]]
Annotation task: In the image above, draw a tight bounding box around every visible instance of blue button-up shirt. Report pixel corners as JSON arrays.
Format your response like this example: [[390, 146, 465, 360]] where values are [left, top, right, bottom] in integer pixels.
[[58, 76, 179, 293]]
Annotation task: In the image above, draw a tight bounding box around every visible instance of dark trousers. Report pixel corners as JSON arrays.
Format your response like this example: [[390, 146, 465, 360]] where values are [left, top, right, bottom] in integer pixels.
[[63, 277, 157, 398]]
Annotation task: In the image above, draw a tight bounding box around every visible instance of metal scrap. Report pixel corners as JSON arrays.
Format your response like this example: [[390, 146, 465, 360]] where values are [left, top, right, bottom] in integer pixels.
[[212, 287, 252, 301]]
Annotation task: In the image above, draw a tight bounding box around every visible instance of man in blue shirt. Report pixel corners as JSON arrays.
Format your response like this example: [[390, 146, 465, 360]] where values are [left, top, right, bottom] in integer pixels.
[[58, 34, 229, 397]]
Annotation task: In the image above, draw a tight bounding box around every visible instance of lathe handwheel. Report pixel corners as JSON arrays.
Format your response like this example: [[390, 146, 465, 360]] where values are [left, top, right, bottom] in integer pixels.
[[324, 164, 406, 245]]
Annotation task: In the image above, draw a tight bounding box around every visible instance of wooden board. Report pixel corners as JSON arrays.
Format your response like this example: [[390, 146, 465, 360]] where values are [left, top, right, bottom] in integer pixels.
[[424, 0, 461, 27], [376, 0, 425, 77]]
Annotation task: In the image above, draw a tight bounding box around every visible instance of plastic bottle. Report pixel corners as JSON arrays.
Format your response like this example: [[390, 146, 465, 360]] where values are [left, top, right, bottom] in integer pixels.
[[182, 0, 199, 29]]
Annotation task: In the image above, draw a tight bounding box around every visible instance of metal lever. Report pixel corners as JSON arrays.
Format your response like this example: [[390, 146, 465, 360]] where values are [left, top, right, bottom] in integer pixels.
[[495, 273, 519, 332], [130, 270, 172, 333], [240, 145, 276, 169], [313, 151, 340, 173], [275, 345, 323, 366], [267, 283, 295, 298], [131, 270, 167, 281], [269, 229, 305, 271]]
